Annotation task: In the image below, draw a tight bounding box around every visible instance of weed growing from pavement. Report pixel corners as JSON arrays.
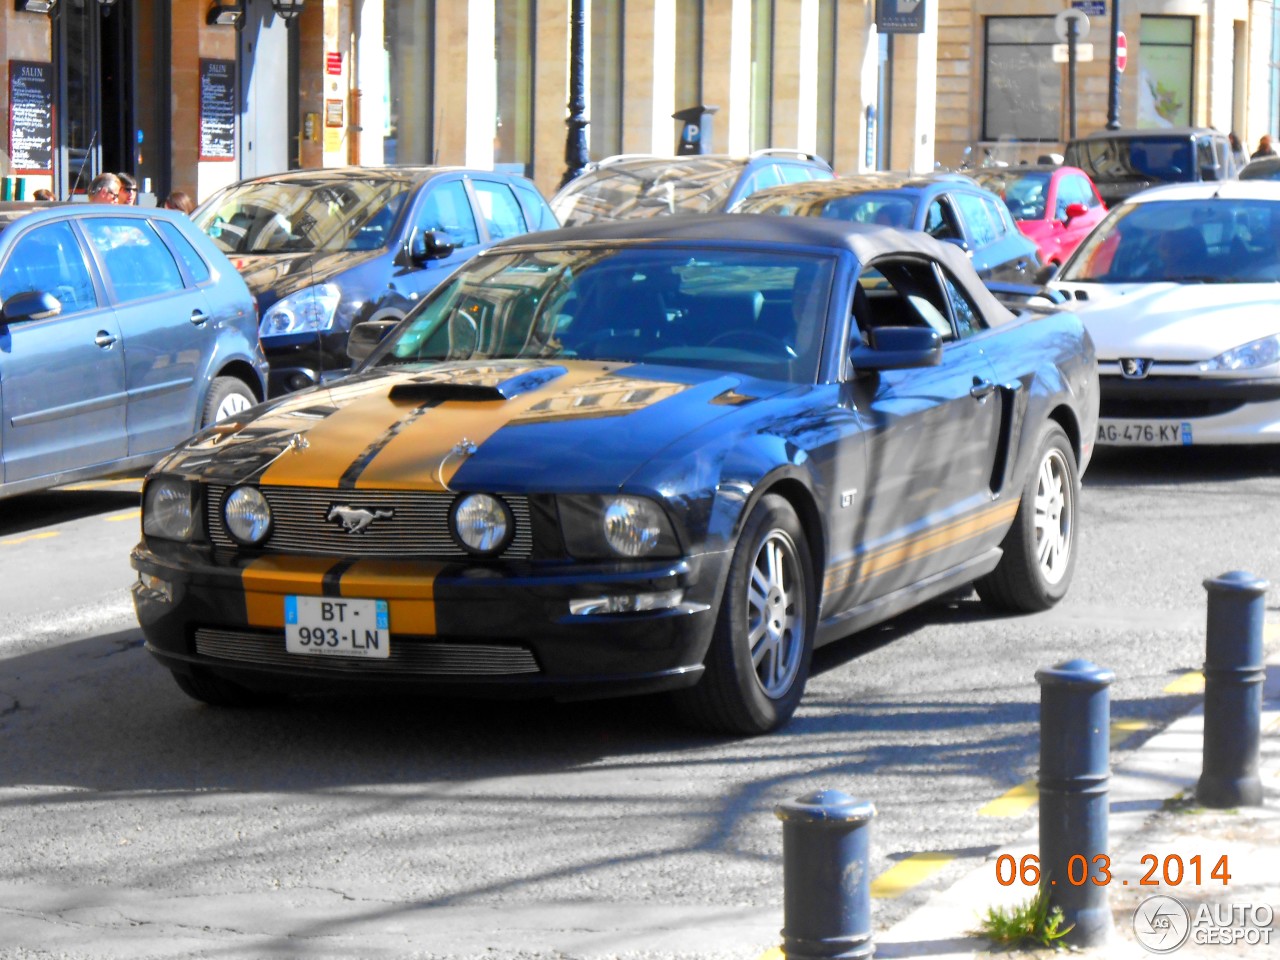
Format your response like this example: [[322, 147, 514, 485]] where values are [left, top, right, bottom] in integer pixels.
[[974, 884, 1074, 950]]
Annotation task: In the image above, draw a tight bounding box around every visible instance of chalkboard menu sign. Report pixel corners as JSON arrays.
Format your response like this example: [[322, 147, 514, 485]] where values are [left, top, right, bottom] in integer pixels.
[[8, 60, 54, 173], [199, 58, 236, 161]]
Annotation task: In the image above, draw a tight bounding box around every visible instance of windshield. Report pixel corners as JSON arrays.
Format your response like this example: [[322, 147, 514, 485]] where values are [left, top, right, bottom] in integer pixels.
[[738, 188, 917, 228], [367, 246, 835, 383], [552, 159, 743, 225], [1065, 137, 1195, 182], [1060, 199, 1280, 283], [974, 171, 1051, 220], [195, 178, 412, 255]]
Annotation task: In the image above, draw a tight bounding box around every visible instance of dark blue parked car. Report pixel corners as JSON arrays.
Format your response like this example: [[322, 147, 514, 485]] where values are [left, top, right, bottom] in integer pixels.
[[736, 172, 1042, 283], [195, 167, 558, 396]]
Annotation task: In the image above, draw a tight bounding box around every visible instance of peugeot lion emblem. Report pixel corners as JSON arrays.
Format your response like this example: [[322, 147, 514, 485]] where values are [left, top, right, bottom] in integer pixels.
[[1120, 358, 1152, 379], [326, 504, 394, 534]]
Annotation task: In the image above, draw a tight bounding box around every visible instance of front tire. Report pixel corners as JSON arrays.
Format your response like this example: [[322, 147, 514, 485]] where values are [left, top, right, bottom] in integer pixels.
[[976, 422, 1079, 612], [674, 494, 816, 735], [202, 376, 255, 427]]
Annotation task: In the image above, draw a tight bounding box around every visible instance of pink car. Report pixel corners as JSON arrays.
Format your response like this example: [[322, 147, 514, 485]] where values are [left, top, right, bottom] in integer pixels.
[[975, 165, 1107, 267]]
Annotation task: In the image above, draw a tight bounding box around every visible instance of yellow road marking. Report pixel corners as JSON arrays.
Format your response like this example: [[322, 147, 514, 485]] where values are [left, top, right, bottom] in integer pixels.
[[871, 852, 955, 899], [1164, 671, 1205, 695], [980, 721, 1154, 818], [1, 531, 60, 547], [1110, 718, 1152, 744], [755, 949, 784, 960], [979, 780, 1037, 818], [105, 510, 141, 522], [57, 477, 142, 491]]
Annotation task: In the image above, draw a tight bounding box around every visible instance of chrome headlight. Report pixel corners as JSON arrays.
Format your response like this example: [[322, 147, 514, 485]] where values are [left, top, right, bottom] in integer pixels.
[[1197, 335, 1280, 373], [451, 493, 513, 555], [259, 283, 342, 338], [142, 478, 197, 541], [558, 494, 680, 559], [223, 486, 272, 545]]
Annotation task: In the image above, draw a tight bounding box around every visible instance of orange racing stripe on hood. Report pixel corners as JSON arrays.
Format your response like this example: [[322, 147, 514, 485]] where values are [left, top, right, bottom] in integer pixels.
[[348, 361, 621, 490]]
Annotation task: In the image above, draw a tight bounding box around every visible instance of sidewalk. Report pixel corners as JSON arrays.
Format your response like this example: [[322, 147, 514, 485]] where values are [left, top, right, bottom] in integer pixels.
[[874, 661, 1280, 959]]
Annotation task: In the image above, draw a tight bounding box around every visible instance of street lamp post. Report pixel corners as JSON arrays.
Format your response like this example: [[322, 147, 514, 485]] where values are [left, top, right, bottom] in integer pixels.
[[1106, 0, 1123, 130], [561, 0, 590, 188]]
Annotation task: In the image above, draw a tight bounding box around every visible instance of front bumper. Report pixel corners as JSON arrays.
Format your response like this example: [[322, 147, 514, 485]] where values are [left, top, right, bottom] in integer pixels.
[[131, 543, 724, 701], [1096, 375, 1280, 445]]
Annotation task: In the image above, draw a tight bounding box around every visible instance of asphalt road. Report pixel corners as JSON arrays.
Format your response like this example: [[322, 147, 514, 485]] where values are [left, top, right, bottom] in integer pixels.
[[1, 447, 1279, 959]]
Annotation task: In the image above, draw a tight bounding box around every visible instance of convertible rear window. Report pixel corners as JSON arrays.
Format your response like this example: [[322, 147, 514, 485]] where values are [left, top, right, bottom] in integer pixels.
[[369, 246, 836, 383]]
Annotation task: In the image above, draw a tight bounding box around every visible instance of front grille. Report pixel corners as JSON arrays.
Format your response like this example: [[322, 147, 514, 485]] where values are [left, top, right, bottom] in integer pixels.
[[194, 627, 541, 675], [1099, 397, 1245, 419], [206, 485, 533, 560]]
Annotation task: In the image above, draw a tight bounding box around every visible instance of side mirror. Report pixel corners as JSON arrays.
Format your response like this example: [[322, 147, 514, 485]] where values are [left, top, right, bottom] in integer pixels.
[[2, 291, 62, 323], [409, 229, 457, 265], [1063, 202, 1088, 222], [346, 318, 400, 363], [1200, 165, 1222, 182], [1034, 262, 1058, 285], [851, 326, 943, 371]]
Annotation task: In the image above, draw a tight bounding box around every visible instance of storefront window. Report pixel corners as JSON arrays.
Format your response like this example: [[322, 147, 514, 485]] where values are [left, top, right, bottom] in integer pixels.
[[982, 17, 1060, 142], [1138, 16, 1195, 128], [750, 0, 773, 151], [385, 0, 435, 164], [675, 0, 703, 127], [589, 0, 623, 159], [495, 0, 534, 174], [815, 0, 836, 163]]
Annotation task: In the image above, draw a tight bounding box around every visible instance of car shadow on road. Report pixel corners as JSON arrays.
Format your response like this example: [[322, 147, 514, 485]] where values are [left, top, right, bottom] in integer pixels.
[[0, 487, 141, 537], [1084, 444, 1280, 485]]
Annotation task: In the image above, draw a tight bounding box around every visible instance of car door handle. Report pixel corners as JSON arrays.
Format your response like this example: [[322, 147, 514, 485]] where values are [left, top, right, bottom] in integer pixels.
[[94, 331, 118, 348], [190, 310, 209, 325], [970, 378, 996, 401]]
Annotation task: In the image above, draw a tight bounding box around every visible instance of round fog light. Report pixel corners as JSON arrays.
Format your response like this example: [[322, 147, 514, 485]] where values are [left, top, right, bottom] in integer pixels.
[[224, 486, 272, 545], [451, 493, 513, 555]]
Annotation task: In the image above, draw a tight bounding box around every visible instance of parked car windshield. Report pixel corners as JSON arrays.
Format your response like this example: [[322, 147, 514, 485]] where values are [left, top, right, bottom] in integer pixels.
[[553, 159, 744, 225], [195, 178, 412, 255], [1065, 137, 1195, 182], [973, 170, 1052, 220], [1060, 199, 1280, 283], [368, 246, 834, 383], [738, 188, 918, 228]]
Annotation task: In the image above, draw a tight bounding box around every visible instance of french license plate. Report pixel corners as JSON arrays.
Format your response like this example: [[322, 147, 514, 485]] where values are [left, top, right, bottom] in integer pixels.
[[1096, 420, 1191, 446], [285, 596, 390, 659]]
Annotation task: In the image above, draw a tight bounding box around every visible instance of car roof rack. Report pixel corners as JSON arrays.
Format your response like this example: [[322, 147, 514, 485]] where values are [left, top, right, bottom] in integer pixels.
[[749, 148, 831, 167]]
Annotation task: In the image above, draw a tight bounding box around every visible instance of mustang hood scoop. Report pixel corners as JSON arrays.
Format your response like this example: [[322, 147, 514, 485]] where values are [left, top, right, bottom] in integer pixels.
[[388, 363, 569, 402]]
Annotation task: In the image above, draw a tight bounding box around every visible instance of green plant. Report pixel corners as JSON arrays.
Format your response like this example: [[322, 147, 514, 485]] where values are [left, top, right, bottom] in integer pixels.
[[974, 884, 1074, 950]]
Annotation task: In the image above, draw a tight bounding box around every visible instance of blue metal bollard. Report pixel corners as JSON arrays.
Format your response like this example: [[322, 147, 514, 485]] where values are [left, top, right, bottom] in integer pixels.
[[1036, 659, 1114, 948], [1197, 570, 1269, 808], [774, 790, 876, 960]]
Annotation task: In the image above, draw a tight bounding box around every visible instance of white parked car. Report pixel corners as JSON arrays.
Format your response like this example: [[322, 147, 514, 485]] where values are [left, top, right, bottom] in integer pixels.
[[1050, 181, 1280, 446]]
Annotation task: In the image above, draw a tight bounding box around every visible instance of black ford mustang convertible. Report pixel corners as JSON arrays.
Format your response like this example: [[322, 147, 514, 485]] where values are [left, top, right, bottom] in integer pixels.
[[131, 216, 1099, 734]]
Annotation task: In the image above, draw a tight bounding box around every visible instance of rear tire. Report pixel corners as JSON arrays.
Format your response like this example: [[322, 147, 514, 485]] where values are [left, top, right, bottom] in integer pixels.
[[976, 422, 1079, 612], [202, 377, 255, 427], [673, 494, 816, 735], [171, 668, 269, 707]]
